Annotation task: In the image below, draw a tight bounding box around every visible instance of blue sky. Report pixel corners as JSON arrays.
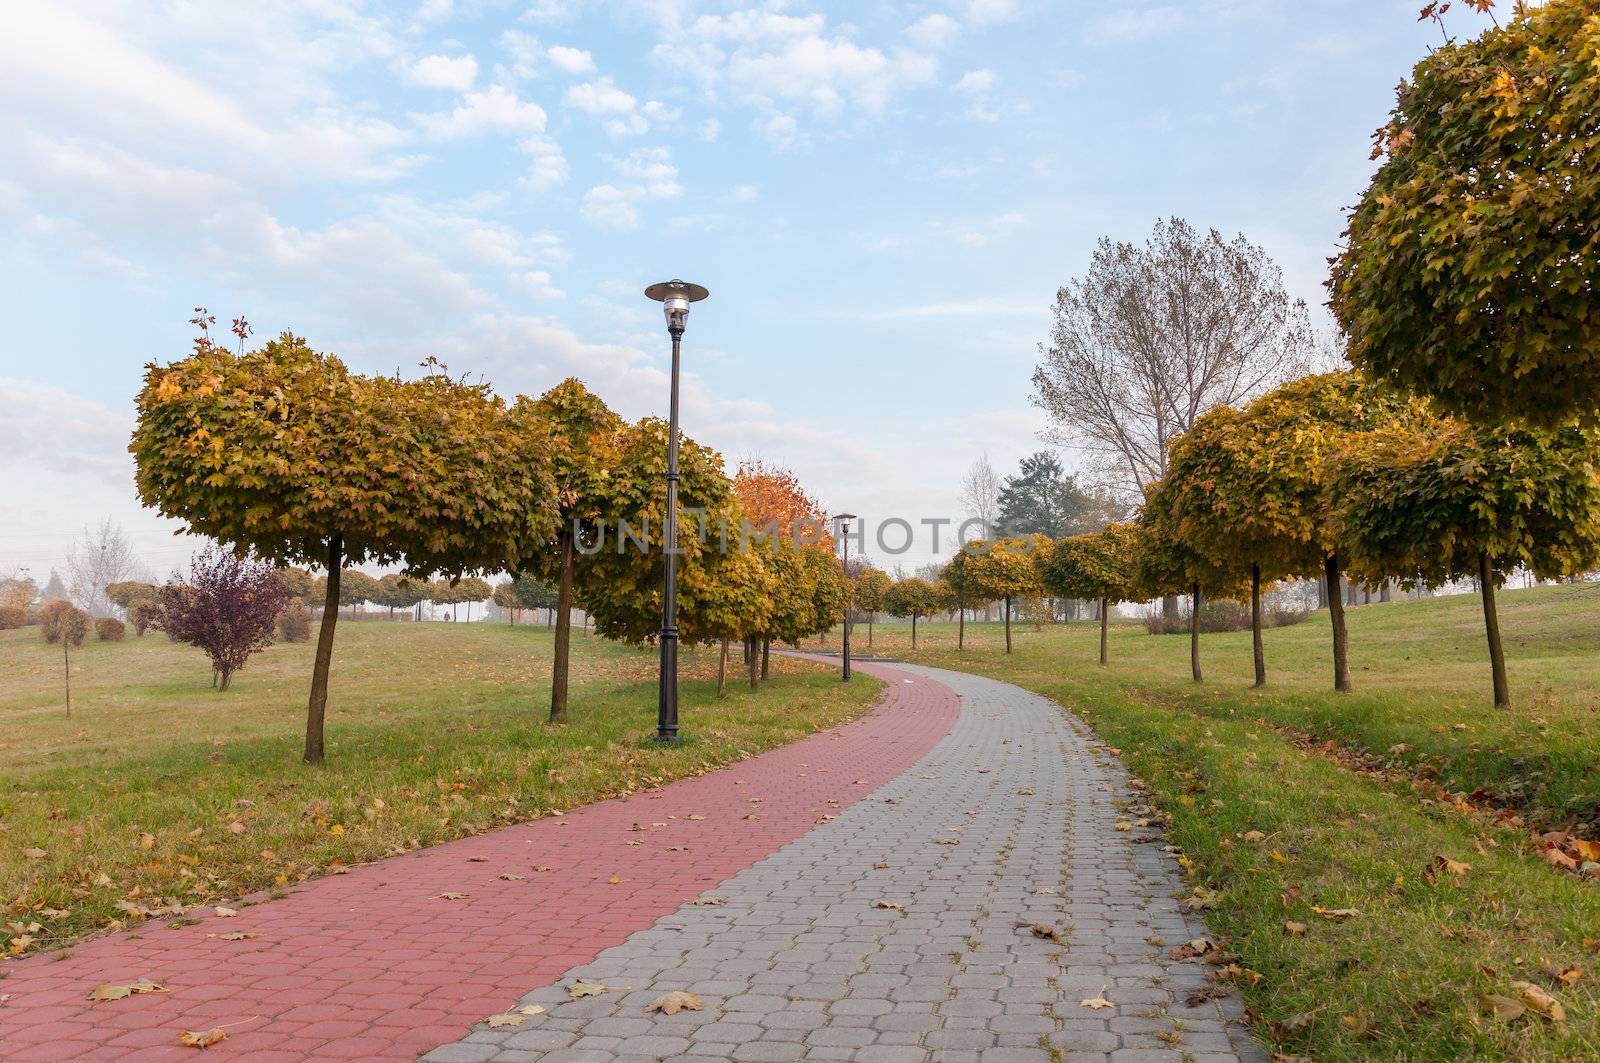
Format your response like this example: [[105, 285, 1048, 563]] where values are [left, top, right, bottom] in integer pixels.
[[0, 0, 1499, 579]]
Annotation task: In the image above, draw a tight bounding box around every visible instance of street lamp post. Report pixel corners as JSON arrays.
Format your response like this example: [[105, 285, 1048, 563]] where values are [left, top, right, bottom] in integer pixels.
[[645, 279, 709, 743], [836, 513, 858, 682]]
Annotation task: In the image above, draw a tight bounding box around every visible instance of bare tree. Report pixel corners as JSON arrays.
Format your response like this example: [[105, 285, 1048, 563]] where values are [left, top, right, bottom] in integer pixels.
[[65, 520, 142, 618], [958, 454, 1002, 538], [1031, 217, 1315, 500]]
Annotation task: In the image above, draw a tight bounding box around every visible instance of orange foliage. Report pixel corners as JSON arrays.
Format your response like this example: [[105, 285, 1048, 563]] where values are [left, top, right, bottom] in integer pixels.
[[732, 460, 830, 549]]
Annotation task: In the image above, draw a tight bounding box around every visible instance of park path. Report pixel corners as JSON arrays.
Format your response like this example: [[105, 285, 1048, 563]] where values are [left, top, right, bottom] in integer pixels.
[[0, 663, 958, 1062], [422, 661, 1260, 1063]]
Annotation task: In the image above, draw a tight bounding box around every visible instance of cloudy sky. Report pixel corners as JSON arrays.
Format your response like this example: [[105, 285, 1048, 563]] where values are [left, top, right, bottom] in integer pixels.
[[0, 0, 1495, 582]]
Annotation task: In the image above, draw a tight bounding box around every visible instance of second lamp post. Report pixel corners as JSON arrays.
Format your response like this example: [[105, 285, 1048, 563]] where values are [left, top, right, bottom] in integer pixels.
[[836, 513, 857, 681]]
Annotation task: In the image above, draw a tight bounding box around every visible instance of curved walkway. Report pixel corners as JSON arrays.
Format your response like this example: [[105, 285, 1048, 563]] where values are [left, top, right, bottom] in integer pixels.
[[0, 664, 958, 1062], [423, 661, 1260, 1063]]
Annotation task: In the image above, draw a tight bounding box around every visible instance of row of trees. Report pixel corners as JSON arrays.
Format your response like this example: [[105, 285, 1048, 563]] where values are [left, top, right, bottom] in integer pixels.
[[961, 371, 1599, 710], [132, 323, 853, 761]]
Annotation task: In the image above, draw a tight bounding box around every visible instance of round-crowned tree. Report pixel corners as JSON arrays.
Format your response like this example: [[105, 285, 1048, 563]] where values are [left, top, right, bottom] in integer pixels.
[[132, 331, 557, 762], [1337, 418, 1600, 708], [852, 567, 892, 649], [1037, 523, 1136, 666], [883, 577, 941, 649], [1329, 1, 1600, 423], [963, 535, 1047, 654]]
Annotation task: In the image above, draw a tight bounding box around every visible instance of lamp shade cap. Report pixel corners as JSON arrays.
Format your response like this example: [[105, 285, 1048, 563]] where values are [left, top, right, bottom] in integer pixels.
[[645, 279, 710, 303]]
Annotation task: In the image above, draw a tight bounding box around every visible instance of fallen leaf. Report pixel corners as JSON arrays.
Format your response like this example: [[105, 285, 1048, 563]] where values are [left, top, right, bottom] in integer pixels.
[[873, 862, 890, 870], [1481, 994, 1526, 1022], [1079, 991, 1115, 1011], [607, 875, 621, 885], [1511, 980, 1566, 1022], [1284, 922, 1307, 936], [484, 1012, 528, 1028], [1270, 1011, 1317, 1041], [1311, 906, 1360, 921], [1542, 963, 1583, 988], [498, 873, 525, 881], [87, 978, 166, 1001], [645, 991, 703, 1015], [22, 848, 49, 861], [934, 838, 959, 846], [1186, 984, 1232, 1007], [568, 980, 607, 998], [1240, 830, 1267, 843], [178, 1028, 227, 1048], [690, 897, 725, 906], [533, 866, 553, 873], [138, 833, 156, 851], [1024, 923, 1061, 942], [872, 901, 904, 910], [1427, 854, 1472, 882], [1015, 789, 1034, 796], [215, 932, 257, 941], [438, 892, 467, 900], [213, 907, 237, 918], [519, 1004, 547, 1016]]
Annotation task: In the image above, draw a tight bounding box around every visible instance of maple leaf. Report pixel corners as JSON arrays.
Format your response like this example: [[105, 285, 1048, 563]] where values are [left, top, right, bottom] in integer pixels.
[[568, 980, 608, 998], [178, 1027, 227, 1048], [645, 991, 703, 1014], [1079, 991, 1114, 1010]]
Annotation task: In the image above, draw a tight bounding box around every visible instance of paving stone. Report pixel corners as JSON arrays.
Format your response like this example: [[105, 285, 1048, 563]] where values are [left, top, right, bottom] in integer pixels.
[[420, 661, 1262, 1063]]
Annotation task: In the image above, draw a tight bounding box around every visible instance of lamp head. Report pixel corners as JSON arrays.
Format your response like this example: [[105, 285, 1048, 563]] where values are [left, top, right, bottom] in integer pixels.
[[645, 279, 709, 333]]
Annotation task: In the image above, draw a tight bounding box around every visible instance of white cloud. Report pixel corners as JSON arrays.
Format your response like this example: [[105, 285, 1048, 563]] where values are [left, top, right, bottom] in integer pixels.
[[1088, 6, 1185, 44], [957, 0, 1021, 25], [954, 68, 1000, 121], [520, 270, 566, 299], [754, 113, 801, 151], [547, 45, 597, 75], [411, 0, 454, 30], [518, 136, 569, 189], [580, 147, 682, 229], [417, 85, 548, 138], [0, 378, 133, 488], [906, 14, 961, 50], [565, 77, 647, 136], [406, 53, 479, 91], [697, 118, 721, 142], [726, 184, 759, 203]]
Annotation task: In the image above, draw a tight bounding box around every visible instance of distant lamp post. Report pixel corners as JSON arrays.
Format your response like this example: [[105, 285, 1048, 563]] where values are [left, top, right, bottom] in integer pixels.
[[836, 513, 858, 681], [645, 279, 710, 743]]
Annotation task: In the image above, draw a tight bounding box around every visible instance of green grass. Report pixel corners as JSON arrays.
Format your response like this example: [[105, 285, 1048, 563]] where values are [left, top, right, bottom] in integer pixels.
[[860, 584, 1600, 1061], [1, 621, 880, 956]]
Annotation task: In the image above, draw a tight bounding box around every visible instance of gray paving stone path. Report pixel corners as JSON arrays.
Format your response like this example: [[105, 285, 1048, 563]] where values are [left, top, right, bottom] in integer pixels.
[[422, 662, 1264, 1063]]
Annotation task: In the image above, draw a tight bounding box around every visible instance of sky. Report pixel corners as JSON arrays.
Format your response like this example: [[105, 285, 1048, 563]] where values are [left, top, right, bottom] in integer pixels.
[[0, 0, 1500, 583]]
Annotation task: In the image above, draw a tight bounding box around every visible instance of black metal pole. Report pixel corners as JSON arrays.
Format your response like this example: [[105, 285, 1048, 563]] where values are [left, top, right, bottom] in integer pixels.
[[841, 524, 852, 681], [657, 323, 683, 741]]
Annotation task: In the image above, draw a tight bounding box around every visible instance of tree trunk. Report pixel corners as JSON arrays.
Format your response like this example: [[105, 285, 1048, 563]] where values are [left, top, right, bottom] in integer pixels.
[[911, 613, 918, 649], [958, 602, 965, 649], [1004, 597, 1012, 654], [1325, 553, 1352, 693], [747, 636, 759, 690], [219, 668, 232, 692], [868, 617, 873, 649], [1190, 582, 1202, 684], [1480, 551, 1511, 708], [761, 638, 770, 680], [718, 639, 728, 696], [1162, 593, 1179, 621], [1316, 571, 1327, 610], [550, 531, 575, 724], [1099, 596, 1109, 666], [63, 640, 71, 717], [305, 535, 342, 764], [1251, 562, 1265, 688]]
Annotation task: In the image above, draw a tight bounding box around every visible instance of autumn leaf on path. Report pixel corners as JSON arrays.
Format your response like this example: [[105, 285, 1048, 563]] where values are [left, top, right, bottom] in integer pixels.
[[210, 932, 258, 941], [438, 892, 468, 900], [499, 873, 525, 881], [1079, 987, 1114, 1010], [1018, 922, 1061, 942], [484, 1012, 528, 1028], [178, 1028, 227, 1049], [213, 907, 238, 918], [690, 897, 725, 906], [645, 991, 703, 1014], [568, 980, 608, 998], [87, 978, 167, 1001], [934, 838, 959, 846], [872, 901, 904, 910]]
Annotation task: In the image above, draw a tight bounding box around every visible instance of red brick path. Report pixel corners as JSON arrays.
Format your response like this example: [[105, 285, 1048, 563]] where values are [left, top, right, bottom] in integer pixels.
[[0, 661, 956, 1062]]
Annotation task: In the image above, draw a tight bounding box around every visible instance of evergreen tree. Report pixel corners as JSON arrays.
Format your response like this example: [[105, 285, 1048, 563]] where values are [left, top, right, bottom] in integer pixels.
[[997, 451, 1106, 538]]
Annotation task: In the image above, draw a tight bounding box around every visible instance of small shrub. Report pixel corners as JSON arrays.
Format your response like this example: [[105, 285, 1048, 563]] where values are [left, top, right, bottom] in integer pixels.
[[1265, 603, 1311, 628], [1143, 598, 1253, 634], [129, 600, 155, 637], [0, 605, 25, 630], [39, 599, 76, 644], [277, 605, 312, 643], [96, 617, 126, 642]]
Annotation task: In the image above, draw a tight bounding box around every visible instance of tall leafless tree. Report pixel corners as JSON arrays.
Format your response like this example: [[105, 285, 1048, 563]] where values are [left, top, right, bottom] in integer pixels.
[[1031, 217, 1316, 500], [65, 519, 142, 618], [958, 453, 1002, 539]]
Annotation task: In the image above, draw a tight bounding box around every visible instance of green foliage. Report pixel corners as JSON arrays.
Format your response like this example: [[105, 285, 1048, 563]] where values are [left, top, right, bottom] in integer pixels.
[[131, 333, 557, 579], [996, 451, 1110, 538], [883, 577, 942, 621], [1338, 419, 1600, 587], [852, 567, 892, 616], [1330, 1, 1600, 422], [1038, 523, 1137, 602], [494, 574, 558, 614], [963, 535, 1047, 602]]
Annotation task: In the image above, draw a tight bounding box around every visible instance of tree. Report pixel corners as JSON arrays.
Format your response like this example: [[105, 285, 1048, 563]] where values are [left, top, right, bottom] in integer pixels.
[[732, 459, 834, 670], [883, 577, 941, 649], [66, 519, 141, 617], [274, 567, 314, 604], [375, 573, 426, 619], [997, 451, 1111, 538], [1337, 418, 1600, 708], [1133, 489, 1235, 684], [852, 567, 892, 649], [1037, 524, 1136, 666], [38, 599, 89, 716], [958, 454, 1002, 539], [451, 577, 493, 621], [495, 573, 557, 624], [517, 379, 627, 724], [964, 536, 1047, 654], [1031, 217, 1315, 500], [940, 550, 981, 650], [154, 546, 289, 691], [313, 570, 380, 617], [680, 544, 773, 695], [132, 328, 557, 762], [1329, 1, 1600, 425]]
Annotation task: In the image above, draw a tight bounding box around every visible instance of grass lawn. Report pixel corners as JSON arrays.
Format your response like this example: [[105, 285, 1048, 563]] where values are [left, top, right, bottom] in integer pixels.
[[1, 621, 880, 957], [861, 584, 1600, 1061]]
